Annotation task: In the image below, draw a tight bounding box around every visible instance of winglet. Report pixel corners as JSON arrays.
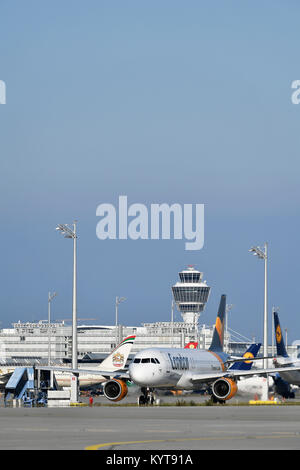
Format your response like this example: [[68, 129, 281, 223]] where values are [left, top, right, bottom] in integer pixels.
[[208, 295, 226, 352]]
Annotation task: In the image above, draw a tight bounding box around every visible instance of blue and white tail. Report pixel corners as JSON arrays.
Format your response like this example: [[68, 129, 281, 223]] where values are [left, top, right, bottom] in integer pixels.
[[273, 312, 289, 358], [229, 343, 261, 371]]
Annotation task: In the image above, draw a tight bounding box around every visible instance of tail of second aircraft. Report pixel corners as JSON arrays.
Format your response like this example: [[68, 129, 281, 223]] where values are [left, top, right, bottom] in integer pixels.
[[184, 342, 198, 349], [208, 295, 226, 353], [98, 335, 136, 371], [273, 311, 289, 358], [229, 343, 261, 371]]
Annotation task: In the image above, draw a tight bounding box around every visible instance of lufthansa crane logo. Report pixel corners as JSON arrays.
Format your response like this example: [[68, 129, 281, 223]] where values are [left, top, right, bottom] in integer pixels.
[[243, 352, 254, 364], [276, 325, 282, 344]]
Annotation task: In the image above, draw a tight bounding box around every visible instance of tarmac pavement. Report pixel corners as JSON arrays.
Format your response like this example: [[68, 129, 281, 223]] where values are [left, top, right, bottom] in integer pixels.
[[0, 401, 300, 450]]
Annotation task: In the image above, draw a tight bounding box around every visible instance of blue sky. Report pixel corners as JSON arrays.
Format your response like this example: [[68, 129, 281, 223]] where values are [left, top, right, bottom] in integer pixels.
[[0, 1, 300, 344]]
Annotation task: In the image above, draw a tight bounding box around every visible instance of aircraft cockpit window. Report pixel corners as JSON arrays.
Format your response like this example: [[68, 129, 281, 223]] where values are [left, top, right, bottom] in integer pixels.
[[132, 357, 160, 364]]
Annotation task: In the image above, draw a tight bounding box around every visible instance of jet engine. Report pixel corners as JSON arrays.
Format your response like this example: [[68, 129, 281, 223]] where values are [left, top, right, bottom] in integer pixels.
[[103, 379, 128, 402], [211, 378, 238, 401]]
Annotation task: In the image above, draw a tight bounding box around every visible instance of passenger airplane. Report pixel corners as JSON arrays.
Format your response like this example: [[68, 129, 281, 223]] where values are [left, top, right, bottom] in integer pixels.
[[36, 335, 136, 388], [272, 311, 300, 387], [233, 312, 298, 400], [37, 296, 300, 404], [125, 298, 265, 405], [109, 295, 300, 405]]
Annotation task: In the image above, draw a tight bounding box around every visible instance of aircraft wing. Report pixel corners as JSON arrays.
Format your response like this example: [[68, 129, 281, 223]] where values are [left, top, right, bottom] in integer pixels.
[[224, 356, 271, 365], [35, 365, 130, 379], [190, 365, 300, 385]]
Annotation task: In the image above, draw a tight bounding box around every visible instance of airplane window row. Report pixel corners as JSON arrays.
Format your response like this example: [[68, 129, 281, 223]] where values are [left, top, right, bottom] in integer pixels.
[[133, 358, 160, 364]]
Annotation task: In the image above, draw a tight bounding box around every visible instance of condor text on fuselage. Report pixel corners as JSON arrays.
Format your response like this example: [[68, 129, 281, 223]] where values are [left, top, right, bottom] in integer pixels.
[[168, 353, 189, 370]]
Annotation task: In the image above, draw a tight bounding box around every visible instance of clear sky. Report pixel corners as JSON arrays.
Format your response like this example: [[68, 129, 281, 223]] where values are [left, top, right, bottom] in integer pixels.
[[0, 1, 299, 344]]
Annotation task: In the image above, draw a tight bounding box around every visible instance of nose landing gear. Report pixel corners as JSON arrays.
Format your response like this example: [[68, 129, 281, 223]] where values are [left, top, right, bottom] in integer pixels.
[[138, 387, 156, 406]]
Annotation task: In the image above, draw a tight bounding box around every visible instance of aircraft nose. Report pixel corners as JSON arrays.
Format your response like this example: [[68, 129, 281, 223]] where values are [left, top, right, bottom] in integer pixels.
[[129, 364, 157, 386], [129, 364, 146, 385]]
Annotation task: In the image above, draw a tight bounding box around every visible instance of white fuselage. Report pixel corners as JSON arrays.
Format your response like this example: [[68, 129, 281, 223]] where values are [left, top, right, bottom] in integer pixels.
[[274, 357, 300, 386], [54, 370, 106, 388], [128, 348, 226, 390], [236, 376, 274, 398]]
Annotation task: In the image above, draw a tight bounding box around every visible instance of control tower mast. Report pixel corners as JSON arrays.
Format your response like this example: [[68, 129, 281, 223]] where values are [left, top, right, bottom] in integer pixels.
[[171, 266, 211, 328]]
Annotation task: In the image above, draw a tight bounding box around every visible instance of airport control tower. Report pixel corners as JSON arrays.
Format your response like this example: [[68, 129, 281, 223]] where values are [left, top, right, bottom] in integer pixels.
[[172, 266, 211, 326]]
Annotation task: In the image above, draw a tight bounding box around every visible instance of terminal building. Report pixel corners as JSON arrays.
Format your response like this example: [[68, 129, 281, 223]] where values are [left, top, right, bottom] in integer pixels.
[[0, 266, 294, 365], [0, 320, 219, 365]]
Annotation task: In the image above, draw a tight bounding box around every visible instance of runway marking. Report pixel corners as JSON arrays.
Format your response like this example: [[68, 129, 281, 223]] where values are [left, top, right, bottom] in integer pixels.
[[85, 433, 300, 450], [86, 438, 223, 450]]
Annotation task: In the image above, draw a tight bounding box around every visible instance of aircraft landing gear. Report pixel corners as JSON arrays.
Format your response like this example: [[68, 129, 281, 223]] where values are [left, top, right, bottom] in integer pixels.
[[138, 387, 156, 406], [211, 394, 226, 405]]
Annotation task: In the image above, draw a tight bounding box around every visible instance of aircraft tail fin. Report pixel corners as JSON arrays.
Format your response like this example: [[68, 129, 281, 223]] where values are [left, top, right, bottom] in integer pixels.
[[208, 295, 226, 352], [229, 343, 261, 371], [273, 311, 289, 358], [184, 342, 198, 349], [99, 335, 136, 371]]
